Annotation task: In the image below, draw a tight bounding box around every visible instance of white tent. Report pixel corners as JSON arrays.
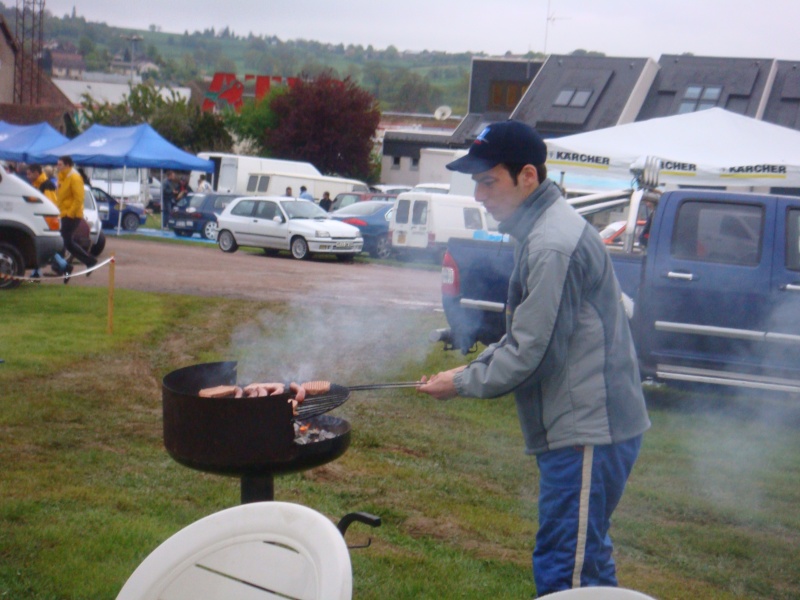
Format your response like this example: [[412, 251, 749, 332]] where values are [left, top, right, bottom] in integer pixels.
[[545, 108, 800, 187]]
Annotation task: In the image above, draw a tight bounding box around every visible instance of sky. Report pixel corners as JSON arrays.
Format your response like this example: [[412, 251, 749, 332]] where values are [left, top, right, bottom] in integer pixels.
[[44, 0, 800, 60]]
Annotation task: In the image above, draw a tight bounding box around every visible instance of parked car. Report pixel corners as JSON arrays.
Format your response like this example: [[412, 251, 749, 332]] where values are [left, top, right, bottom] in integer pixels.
[[0, 169, 62, 289], [330, 201, 394, 259], [370, 184, 413, 195], [412, 182, 450, 194], [147, 176, 162, 213], [82, 185, 105, 256], [329, 191, 397, 212], [168, 192, 239, 240], [216, 197, 363, 261], [89, 186, 147, 231]]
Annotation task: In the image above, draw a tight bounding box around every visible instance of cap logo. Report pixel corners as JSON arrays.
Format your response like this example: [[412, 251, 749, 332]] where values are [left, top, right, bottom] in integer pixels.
[[475, 126, 492, 145]]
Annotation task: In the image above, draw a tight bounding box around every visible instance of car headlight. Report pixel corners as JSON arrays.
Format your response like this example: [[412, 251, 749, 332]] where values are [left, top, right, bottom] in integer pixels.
[[315, 230, 331, 238]]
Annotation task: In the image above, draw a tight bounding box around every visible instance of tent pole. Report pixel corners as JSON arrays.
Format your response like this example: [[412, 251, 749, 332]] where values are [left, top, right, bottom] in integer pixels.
[[160, 168, 165, 230], [117, 166, 125, 234]]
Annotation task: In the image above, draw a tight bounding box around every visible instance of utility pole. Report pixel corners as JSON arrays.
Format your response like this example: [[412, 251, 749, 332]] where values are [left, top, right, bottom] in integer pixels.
[[121, 33, 142, 85]]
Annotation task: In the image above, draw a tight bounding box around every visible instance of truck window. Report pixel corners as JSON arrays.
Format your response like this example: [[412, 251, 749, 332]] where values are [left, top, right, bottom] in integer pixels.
[[671, 201, 763, 266], [788, 208, 800, 271], [464, 207, 483, 230], [246, 175, 258, 193], [395, 199, 410, 224], [257, 176, 270, 193], [412, 201, 428, 225]]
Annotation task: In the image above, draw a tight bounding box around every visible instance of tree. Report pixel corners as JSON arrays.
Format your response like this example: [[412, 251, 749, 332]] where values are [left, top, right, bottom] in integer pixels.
[[262, 71, 380, 180]]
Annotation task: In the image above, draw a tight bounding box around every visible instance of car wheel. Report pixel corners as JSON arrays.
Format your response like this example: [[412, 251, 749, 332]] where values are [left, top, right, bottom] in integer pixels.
[[0, 242, 24, 290], [202, 220, 218, 240], [218, 230, 238, 253], [122, 213, 140, 231], [290, 236, 310, 260], [371, 235, 392, 259], [91, 231, 106, 257]]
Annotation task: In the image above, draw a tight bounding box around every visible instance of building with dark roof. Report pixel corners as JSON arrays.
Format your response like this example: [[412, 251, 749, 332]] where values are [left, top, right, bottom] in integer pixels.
[[513, 54, 659, 137], [761, 60, 800, 129], [636, 54, 776, 121]]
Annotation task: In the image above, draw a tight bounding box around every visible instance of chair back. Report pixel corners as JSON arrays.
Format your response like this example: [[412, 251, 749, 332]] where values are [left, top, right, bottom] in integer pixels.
[[116, 501, 352, 600]]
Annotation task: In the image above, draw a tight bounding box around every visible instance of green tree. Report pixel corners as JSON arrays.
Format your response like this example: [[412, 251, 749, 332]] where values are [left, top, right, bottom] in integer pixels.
[[264, 71, 380, 180]]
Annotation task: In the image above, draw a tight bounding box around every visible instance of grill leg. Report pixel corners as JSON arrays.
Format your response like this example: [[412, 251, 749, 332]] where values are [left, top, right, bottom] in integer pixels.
[[241, 475, 274, 503]]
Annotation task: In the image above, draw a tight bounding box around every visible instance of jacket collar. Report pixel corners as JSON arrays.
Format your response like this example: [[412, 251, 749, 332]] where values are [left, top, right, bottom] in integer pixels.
[[498, 178, 561, 241]]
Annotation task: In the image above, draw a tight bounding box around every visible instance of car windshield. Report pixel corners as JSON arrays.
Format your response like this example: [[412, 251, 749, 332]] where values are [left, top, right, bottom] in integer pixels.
[[281, 200, 328, 219], [188, 194, 208, 209]]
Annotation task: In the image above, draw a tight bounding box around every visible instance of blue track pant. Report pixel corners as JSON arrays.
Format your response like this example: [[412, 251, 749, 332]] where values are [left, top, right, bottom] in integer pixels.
[[533, 435, 642, 596]]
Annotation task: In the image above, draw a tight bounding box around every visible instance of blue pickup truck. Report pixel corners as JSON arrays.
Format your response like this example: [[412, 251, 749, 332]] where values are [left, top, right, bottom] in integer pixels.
[[438, 189, 800, 394]]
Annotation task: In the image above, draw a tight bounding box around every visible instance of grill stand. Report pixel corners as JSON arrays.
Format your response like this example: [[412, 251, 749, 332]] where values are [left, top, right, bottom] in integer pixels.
[[241, 474, 275, 503]]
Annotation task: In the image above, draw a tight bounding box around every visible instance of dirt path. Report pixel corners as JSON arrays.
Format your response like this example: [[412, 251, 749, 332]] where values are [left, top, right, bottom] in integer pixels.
[[62, 236, 443, 310]]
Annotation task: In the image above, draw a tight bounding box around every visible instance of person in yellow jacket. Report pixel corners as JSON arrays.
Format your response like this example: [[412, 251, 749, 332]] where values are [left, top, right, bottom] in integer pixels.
[[56, 155, 97, 271], [25, 164, 60, 278]]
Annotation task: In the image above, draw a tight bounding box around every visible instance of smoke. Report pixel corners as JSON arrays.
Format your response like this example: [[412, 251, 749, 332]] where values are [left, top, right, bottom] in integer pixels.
[[229, 303, 435, 386]]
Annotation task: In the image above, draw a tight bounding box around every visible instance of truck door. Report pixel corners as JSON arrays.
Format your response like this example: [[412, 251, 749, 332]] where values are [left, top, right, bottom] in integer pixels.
[[767, 198, 800, 380], [641, 194, 774, 378]]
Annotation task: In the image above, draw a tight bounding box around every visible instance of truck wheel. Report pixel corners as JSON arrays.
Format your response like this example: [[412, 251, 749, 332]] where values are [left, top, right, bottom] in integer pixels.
[[122, 213, 140, 231], [0, 242, 25, 290], [91, 231, 106, 257], [290, 236, 310, 260], [218, 230, 238, 253]]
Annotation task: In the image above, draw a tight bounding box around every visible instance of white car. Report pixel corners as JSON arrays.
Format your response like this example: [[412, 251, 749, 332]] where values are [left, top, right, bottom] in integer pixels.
[[216, 197, 363, 261]]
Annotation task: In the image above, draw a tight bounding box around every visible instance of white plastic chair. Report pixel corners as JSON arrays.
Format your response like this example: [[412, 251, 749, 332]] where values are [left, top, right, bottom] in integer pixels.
[[544, 587, 657, 599], [116, 501, 352, 600]]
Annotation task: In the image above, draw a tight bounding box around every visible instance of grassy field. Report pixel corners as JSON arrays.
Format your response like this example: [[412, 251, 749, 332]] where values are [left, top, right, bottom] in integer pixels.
[[1, 284, 799, 599]]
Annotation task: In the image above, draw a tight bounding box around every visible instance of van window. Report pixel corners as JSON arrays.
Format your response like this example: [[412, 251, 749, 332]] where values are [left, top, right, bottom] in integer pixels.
[[671, 201, 763, 266], [396, 199, 410, 224], [787, 208, 800, 271], [246, 175, 258, 192], [257, 176, 270, 193], [464, 207, 483, 230], [412, 201, 428, 225], [231, 199, 257, 217]]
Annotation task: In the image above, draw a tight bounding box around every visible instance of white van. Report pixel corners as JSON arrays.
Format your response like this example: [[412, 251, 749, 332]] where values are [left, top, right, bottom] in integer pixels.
[[192, 153, 368, 201], [390, 193, 490, 259]]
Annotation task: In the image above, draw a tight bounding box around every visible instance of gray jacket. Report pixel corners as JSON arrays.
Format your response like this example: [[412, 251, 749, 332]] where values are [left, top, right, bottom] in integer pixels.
[[453, 179, 650, 455]]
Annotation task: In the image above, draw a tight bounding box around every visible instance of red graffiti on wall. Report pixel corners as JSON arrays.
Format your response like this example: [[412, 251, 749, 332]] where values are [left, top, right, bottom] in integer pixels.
[[202, 73, 300, 112]]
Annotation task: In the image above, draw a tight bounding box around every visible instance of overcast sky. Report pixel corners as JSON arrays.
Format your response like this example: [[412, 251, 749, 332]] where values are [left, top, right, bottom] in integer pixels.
[[45, 0, 800, 60]]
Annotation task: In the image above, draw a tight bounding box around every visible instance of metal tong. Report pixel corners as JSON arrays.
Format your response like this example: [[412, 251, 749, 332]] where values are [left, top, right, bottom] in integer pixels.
[[294, 381, 422, 420]]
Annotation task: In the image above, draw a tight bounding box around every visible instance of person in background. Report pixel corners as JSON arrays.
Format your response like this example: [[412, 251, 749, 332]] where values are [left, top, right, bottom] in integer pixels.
[[56, 155, 97, 277], [43, 165, 56, 186], [299, 185, 314, 201], [285, 186, 293, 197], [417, 120, 650, 596], [197, 174, 212, 193], [319, 191, 332, 212], [25, 164, 58, 279], [162, 170, 180, 222]]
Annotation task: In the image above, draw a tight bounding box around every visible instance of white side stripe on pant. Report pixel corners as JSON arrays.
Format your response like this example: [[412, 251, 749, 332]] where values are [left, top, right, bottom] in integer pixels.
[[572, 445, 594, 588]]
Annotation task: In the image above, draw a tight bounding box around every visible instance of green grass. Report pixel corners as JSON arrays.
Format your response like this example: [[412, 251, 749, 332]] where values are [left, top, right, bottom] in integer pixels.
[[1, 286, 799, 598]]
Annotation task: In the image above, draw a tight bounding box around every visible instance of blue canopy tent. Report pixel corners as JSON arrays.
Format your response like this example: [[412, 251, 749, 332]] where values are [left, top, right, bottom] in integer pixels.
[[0, 122, 69, 163], [30, 123, 214, 231]]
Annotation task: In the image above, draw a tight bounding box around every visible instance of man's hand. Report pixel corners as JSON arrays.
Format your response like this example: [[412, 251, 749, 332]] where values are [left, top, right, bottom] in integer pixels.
[[417, 366, 466, 400]]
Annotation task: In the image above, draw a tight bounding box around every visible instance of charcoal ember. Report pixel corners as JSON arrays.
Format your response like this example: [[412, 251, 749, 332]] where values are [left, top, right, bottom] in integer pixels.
[[293, 421, 337, 445]]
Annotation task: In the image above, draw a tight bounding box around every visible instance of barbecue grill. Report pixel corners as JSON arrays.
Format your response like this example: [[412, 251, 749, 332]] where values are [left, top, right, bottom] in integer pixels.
[[162, 361, 352, 503]]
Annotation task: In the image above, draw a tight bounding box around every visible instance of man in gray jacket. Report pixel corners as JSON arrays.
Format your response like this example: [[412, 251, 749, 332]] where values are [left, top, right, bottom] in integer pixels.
[[418, 120, 650, 596]]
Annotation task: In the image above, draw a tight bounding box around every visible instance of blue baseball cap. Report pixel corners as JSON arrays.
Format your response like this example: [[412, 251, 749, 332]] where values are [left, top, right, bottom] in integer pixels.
[[446, 120, 548, 174]]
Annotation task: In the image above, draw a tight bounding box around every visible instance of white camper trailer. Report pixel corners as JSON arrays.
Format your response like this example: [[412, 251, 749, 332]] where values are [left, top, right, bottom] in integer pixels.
[[192, 153, 368, 201]]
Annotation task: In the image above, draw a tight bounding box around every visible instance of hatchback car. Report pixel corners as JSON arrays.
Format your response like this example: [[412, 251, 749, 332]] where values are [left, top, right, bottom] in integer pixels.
[[90, 186, 147, 231], [330, 201, 394, 259], [216, 197, 363, 260], [169, 193, 239, 240]]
